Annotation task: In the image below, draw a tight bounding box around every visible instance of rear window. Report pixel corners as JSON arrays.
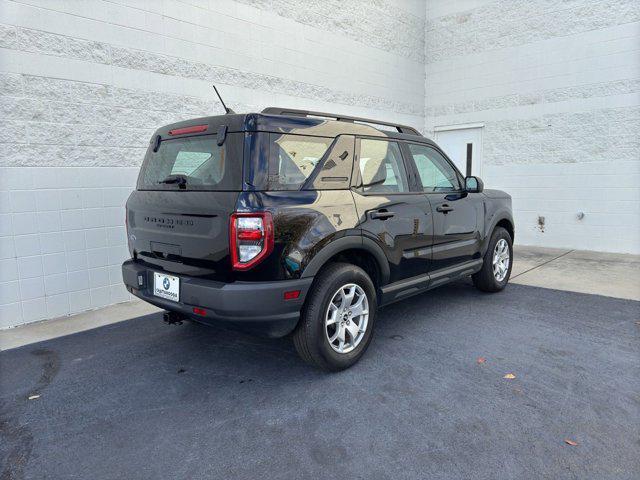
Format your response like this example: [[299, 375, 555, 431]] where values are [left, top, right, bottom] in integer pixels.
[[138, 133, 243, 191]]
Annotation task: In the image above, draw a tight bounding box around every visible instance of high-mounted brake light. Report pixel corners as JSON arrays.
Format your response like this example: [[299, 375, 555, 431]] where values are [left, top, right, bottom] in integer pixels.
[[230, 212, 274, 271], [168, 125, 208, 136]]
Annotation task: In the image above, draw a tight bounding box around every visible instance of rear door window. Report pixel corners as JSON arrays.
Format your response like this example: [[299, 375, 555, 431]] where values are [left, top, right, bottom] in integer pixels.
[[357, 139, 408, 193], [138, 133, 242, 191]]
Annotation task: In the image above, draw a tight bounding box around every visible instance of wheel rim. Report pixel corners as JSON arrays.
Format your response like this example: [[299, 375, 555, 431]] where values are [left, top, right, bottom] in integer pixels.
[[492, 238, 510, 282], [325, 283, 369, 354]]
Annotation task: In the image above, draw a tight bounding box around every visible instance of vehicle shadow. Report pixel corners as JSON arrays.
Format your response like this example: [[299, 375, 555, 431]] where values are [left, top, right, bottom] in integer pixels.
[[166, 279, 478, 378]]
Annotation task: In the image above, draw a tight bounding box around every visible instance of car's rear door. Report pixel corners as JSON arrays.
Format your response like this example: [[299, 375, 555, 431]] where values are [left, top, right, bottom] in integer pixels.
[[403, 142, 482, 271], [351, 137, 433, 284]]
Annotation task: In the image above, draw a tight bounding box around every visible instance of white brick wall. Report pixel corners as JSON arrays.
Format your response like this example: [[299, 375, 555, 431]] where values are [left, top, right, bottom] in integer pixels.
[[0, 0, 425, 328], [425, 0, 640, 254], [0, 166, 137, 327]]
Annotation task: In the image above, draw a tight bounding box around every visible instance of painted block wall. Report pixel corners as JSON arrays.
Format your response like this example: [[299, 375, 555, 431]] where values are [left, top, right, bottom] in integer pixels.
[[425, 0, 640, 254], [0, 0, 426, 328]]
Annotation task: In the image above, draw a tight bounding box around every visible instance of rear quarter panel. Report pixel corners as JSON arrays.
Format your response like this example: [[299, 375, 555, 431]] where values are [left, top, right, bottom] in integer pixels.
[[235, 190, 359, 281]]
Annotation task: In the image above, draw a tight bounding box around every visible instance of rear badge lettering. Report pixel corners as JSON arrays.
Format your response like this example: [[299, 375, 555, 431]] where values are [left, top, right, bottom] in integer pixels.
[[144, 216, 195, 230]]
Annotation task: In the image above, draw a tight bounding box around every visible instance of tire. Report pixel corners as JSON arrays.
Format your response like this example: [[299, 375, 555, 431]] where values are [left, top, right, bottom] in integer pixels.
[[293, 262, 377, 371], [472, 226, 513, 293]]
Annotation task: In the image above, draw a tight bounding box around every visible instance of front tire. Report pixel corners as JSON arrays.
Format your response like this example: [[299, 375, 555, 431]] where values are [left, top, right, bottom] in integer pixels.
[[472, 226, 513, 292], [293, 262, 376, 371]]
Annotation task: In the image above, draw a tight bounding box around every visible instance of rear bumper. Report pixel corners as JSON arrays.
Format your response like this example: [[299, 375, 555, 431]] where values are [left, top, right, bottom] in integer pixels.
[[122, 259, 313, 337]]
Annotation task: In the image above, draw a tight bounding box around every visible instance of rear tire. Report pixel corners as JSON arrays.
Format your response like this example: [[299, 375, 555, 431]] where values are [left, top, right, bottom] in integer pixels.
[[472, 226, 513, 292], [293, 262, 376, 371]]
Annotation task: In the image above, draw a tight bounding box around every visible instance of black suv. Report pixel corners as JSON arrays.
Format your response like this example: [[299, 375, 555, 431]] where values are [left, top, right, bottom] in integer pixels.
[[122, 108, 514, 370]]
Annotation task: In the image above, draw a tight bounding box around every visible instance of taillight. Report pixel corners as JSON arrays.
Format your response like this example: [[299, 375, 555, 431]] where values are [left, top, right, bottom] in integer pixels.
[[230, 212, 274, 270]]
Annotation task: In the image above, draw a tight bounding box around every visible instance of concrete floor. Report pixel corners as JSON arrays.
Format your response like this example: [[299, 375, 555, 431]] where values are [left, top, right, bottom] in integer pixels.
[[511, 246, 640, 301], [0, 300, 160, 351], [1, 280, 638, 479]]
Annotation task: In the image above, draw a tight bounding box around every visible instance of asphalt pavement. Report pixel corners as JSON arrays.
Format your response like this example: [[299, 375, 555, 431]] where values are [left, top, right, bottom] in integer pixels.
[[1, 280, 639, 479]]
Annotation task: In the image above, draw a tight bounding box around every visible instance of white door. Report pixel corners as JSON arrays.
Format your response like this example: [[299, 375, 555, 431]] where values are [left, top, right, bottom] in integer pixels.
[[434, 126, 483, 178]]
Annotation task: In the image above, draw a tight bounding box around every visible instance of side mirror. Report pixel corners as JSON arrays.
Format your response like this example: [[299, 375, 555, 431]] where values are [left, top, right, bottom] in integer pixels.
[[465, 176, 484, 193]]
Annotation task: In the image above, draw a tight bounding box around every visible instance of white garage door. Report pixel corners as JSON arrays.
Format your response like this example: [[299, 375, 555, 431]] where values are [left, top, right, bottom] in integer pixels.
[[434, 125, 483, 178]]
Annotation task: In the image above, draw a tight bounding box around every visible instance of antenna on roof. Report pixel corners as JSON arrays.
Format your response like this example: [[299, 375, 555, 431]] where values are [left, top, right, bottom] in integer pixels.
[[212, 85, 235, 114]]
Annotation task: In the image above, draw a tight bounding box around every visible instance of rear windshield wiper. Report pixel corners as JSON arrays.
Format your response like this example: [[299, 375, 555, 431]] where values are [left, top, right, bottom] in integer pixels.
[[158, 174, 188, 188]]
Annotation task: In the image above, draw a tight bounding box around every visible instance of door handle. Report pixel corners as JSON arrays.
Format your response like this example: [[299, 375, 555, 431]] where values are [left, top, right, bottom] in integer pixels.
[[436, 204, 454, 214], [370, 210, 395, 220]]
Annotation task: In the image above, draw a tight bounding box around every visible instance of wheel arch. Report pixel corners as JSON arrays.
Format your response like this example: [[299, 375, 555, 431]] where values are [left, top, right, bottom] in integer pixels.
[[496, 218, 514, 242], [481, 212, 514, 255], [301, 236, 390, 288]]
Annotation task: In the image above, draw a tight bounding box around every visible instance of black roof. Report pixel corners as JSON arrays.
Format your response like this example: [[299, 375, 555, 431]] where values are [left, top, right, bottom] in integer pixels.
[[155, 108, 427, 142]]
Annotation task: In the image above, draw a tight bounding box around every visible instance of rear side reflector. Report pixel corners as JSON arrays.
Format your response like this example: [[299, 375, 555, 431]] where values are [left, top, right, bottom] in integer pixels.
[[230, 212, 274, 271], [284, 290, 301, 300], [168, 125, 208, 136], [192, 307, 207, 316]]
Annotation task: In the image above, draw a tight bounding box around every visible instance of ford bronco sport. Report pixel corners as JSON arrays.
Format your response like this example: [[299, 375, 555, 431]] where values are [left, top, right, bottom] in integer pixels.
[[122, 108, 514, 371]]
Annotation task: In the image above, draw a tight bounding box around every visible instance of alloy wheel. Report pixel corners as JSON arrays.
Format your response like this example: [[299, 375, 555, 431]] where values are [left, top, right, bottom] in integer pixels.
[[325, 283, 369, 354], [492, 238, 510, 281]]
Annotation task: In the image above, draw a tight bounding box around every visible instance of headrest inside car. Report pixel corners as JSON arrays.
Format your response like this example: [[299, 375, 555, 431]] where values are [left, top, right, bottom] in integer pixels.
[[361, 157, 387, 187]]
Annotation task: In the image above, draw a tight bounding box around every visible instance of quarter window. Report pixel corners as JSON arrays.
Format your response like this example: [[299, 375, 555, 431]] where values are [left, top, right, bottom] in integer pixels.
[[358, 139, 408, 193], [408, 144, 461, 192], [269, 134, 333, 190]]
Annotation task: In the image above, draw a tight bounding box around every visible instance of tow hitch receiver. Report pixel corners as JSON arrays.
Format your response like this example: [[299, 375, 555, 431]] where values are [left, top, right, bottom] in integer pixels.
[[163, 311, 186, 325]]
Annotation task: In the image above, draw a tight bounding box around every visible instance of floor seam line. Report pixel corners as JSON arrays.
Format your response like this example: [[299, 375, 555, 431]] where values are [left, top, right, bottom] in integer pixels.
[[511, 249, 575, 280]]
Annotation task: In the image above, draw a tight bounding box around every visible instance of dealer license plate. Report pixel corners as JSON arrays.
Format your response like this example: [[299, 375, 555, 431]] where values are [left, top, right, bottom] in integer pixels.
[[153, 272, 180, 302]]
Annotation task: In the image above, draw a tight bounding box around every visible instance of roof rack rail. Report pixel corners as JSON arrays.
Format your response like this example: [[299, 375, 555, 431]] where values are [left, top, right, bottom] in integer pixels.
[[261, 107, 422, 136]]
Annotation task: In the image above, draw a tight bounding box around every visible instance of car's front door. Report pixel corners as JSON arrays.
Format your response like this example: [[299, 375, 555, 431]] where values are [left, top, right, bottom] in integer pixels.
[[404, 143, 483, 271], [351, 137, 433, 284]]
